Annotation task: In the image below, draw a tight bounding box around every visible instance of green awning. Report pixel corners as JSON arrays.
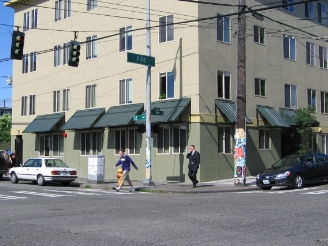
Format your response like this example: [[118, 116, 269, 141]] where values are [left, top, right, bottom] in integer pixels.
[[257, 105, 290, 127], [279, 108, 320, 126], [94, 103, 144, 128], [215, 100, 253, 124], [61, 108, 105, 130], [135, 98, 190, 124], [23, 113, 65, 133]]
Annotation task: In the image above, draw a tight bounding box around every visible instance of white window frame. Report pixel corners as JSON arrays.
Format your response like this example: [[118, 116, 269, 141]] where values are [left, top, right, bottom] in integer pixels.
[[320, 91, 328, 113], [53, 134, 64, 156], [87, 0, 97, 11], [159, 14, 174, 43], [39, 134, 50, 156], [31, 9, 38, 29], [254, 26, 265, 44], [218, 126, 232, 154], [259, 129, 270, 150], [119, 26, 132, 52], [157, 125, 170, 154], [29, 95, 35, 115], [306, 42, 316, 66], [22, 54, 29, 74], [319, 46, 328, 69], [54, 45, 61, 67], [115, 129, 126, 155], [318, 2, 327, 24], [307, 89, 316, 111], [159, 72, 175, 100], [30, 52, 36, 72], [119, 78, 132, 104], [255, 78, 266, 97], [91, 131, 103, 155], [23, 11, 30, 32], [217, 14, 230, 44], [64, 0, 71, 18], [173, 125, 187, 154], [21, 96, 27, 116], [283, 35, 296, 61], [128, 128, 141, 155], [285, 84, 297, 109], [217, 71, 231, 99], [55, 0, 62, 21], [86, 35, 98, 59], [80, 131, 90, 156], [305, 2, 314, 18], [85, 84, 96, 108], [62, 89, 70, 111], [53, 90, 60, 112], [63, 42, 70, 65]]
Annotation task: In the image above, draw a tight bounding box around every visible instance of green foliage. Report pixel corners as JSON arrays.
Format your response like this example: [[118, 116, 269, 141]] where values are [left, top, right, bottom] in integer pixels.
[[159, 91, 166, 100], [0, 114, 12, 143], [294, 107, 316, 154]]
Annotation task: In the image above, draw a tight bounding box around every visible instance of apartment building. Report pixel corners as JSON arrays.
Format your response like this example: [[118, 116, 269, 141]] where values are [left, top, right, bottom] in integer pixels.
[[5, 0, 328, 182]]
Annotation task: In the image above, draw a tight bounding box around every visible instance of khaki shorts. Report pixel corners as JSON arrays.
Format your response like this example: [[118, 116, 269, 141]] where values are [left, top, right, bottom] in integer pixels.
[[122, 170, 131, 182]]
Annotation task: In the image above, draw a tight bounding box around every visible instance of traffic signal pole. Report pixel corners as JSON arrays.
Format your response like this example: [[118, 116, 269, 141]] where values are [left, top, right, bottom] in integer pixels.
[[234, 0, 247, 186], [143, 0, 155, 186]]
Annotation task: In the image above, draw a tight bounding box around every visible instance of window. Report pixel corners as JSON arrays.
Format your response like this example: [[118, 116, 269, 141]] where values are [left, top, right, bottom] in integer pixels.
[[310, 134, 318, 152], [92, 131, 102, 155], [128, 129, 141, 154], [30, 52, 36, 72], [40, 135, 50, 156], [254, 26, 265, 44], [283, 35, 296, 60], [158, 126, 170, 153], [119, 26, 132, 52], [282, 0, 295, 12], [217, 71, 230, 99], [53, 91, 60, 112], [319, 46, 328, 69], [54, 45, 61, 67], [173, 125, 187, 153], [255, 78, 266, 97], [217, 14, 230, 43], [23, 12, 29, 32], [29, 95, 35, 115], [86, 35, 97, 59], [218, 126, 232, 153], [306, 42, 315, 66], [285, 84, 297, 109], [63, 89, 70, 111], [259, 129, 270, 150], [22, 54, 29, 74], [87, 0, 97, 11], [159, 72, 174, 100], [31, 9, 38, 29], [64, 0, 71, 18], [305, 2, 314, 18], [63, 42, 70, 65], [21, 96, 27, 116], [119, 79, 132, 104], [308, 89, 316, 111], [85, 84, 96, 108], [53, 134, 64, 156], [115, 130, 126, 154], [159, 15, 174, 43], [80, 131, 102, 155], [55, 0, 62, 21], [321, 91, 328, 113], [81, 132, 90, 155], [318, 2, 327, 24]]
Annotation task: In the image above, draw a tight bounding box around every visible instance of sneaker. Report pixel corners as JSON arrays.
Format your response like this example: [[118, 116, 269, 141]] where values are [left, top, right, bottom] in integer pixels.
[[129, 187, 135, 192], [114, 187, 120, 192]]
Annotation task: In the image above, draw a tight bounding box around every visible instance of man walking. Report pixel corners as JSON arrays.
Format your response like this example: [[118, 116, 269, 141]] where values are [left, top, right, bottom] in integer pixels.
[[186, 145, 200, 188], [113, 149, 138, 192]]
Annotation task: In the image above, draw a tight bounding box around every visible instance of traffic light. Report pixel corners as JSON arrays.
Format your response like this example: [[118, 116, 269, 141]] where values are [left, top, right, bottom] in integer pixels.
[[68, 40, 81, 67], [10, 31, 25, 60]]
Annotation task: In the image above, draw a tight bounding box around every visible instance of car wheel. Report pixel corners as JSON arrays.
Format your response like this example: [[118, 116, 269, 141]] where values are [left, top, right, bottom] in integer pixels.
[[261, 186, 272, 190], [37, 175, 45, 186], [61, 181, 71, 186], [293, 174, 303, 189], [10, 172, 19, 184]]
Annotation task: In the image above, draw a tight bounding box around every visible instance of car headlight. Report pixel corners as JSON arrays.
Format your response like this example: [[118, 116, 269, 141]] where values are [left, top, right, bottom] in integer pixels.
[[256, 174, 259, 179], [276, 171, 290, 179]]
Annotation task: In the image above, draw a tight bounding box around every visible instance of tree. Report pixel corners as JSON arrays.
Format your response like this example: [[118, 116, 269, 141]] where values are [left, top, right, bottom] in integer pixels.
[[0, 114, 12, 144], [294, 106, 316, 154]]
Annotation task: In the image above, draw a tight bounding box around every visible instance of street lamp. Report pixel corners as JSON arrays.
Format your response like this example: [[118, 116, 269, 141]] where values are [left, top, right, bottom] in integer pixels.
[[0, 76, 12, 86]]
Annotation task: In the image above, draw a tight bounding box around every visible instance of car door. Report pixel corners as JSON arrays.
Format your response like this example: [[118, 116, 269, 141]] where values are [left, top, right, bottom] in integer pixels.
[[28, 159, 42, 181], [16, 159, 35, 180], [315, 154, 328, 181], [302, 154, 319, 183]]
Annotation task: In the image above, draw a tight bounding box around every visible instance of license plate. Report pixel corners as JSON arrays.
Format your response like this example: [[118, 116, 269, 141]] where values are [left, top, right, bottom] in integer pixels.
[[263, 180, 270, 184], [61, 171, 69, 175]]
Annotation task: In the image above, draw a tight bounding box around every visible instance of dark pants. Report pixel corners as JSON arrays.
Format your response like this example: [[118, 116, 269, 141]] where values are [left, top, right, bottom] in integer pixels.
[[188, 166, 198, 187]]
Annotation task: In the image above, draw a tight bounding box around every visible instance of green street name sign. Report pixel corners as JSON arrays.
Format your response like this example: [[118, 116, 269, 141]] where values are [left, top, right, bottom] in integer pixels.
[[133, 114, 146, 121], [127, 52, 155, 67]]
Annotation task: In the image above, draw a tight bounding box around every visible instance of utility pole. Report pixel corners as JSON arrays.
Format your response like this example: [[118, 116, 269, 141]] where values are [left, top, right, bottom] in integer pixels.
[[143, 0, 155, 186], [234, 0, 247, 186]]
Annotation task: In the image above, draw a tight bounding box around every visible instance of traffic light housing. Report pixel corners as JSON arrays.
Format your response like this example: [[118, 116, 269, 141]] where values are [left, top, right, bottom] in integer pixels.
[[10, 31, 25, 60], [68, 40, 81, 67]]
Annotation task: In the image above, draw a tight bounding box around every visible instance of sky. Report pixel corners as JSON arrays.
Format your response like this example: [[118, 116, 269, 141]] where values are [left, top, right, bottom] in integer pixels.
[[0, 3, 13, 108]]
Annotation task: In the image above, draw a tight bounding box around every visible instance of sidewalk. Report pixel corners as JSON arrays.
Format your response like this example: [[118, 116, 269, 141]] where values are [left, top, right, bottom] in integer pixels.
[[74, 176, 260, 194]]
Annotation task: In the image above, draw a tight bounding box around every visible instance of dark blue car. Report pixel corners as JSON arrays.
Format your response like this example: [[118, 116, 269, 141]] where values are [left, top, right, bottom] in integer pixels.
[[256, 153, 328, 190]]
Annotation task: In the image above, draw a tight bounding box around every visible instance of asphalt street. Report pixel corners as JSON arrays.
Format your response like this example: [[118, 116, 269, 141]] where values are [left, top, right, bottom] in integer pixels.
[[1, 180, 328, 246]]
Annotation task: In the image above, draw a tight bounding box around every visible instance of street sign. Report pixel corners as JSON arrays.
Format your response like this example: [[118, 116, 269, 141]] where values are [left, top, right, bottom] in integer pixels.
[[146, 138, 153, 148], [133, 114, 146, 121], [151, 108, 164, 115], [127, 52, 155, 67]]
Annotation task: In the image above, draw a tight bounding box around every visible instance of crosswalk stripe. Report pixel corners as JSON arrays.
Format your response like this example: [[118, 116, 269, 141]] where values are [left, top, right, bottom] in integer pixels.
[[12, 191, 73, 198], [0, 194, 27, 200]]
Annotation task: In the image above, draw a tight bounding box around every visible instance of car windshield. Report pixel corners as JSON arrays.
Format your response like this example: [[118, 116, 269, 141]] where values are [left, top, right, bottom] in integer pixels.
[[45, 159, 69, 168], [273, 155, 306, 168]]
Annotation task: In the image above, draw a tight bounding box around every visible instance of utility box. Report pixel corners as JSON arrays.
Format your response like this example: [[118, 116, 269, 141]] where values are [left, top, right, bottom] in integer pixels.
[[87, 155, 105, 184]]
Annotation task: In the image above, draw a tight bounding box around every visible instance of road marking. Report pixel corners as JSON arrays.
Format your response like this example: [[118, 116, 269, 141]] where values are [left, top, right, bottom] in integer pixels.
[[235, 187, 318, 194], [12, 191, 73, 198], [301, 190, 328, 195], [44, 189, 102, 196], [0, 194, 27, 201]]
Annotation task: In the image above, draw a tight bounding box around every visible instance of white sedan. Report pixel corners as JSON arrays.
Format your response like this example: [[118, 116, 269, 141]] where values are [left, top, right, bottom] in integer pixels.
[[9, 158, 78, 186]]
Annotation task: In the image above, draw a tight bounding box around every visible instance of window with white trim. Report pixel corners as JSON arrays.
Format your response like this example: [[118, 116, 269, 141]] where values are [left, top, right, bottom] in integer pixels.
[[318, 2, 327, 24], [283, 35, 296, 60], [92, 131, 102, 155], [173, 125, 187, 153], [53, 91, 60, 112], [115, 129, 126, 154], [63, 42, 70, 65], [40, 135, 50, 156], [29, 95, 35, 115], [159, 15, 174, 43], [282, 0, 295, 12], [259, 129, 270, 150], [310, 134, 317, 152], [53, 134, 64, 156], [23, 11, 29, 32], [159, 72, 174, 100], [63, 89, 70, 111], [217, 71, 230, 99], [217, 14, 230, 43], [80, 132, 90, 155], [64, 0, 71, 18], [87, 0, 97, 11], [31, 9, 38, 29], [21, 96, 27, 116], [305, 2, 314, 18], [321, 91, 328, 113], [157, 126, 170, 153], [319, 46, 328, 69], [128, 129, 141, 154], [86, 35, 97, 59], [55, 0, 62, 21], [85, 84, 96, 108], [119, 78, 132, 104], [30, 52, 36, 72], [255, 78, 266, 97], [285, 84, 297, 109], [54, 45, 61, 67], [218, 126, 232, 153], [306, 42, 315, 66], [119, 26, 132, 52], [22, 54, 29, 74], [307, 89, 316, 111], [254, 26, 265, 44]]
